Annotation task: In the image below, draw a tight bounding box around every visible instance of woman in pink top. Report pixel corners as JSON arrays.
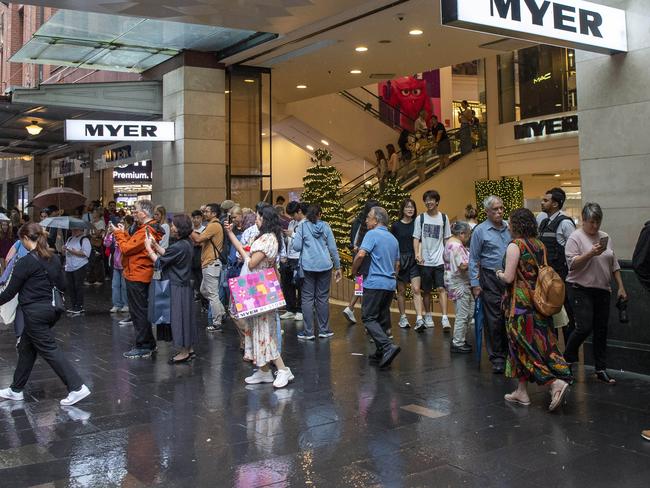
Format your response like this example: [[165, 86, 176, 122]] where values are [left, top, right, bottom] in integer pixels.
[[564, 203, 627, 385], [104, 230, 129, 314]]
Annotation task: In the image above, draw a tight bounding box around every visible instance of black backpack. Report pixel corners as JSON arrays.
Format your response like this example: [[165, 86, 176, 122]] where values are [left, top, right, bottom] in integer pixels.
[[632, 221, 650, 292]]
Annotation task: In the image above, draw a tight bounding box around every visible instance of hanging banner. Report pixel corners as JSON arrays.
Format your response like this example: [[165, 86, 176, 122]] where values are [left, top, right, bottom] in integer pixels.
[[441, 0, 627, 54], [94, 141, 152, 170]]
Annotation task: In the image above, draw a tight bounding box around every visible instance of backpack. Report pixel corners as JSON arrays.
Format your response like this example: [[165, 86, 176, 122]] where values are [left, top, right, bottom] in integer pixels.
[[417, 212, 447, 240], [208, 221, 228, 265], [520, 240, 565, 317], [632, 221, 650, 292]]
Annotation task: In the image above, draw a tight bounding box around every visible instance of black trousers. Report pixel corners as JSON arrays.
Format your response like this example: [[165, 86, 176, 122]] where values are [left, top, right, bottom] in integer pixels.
[[126, 280, 155, 350], [11, 303, 83, 393], [65, 265, 87, 311], [280, 259, 302, 313], [564, 285, 611, 371], [479, 268, 507, 365], [362, 288, 394, 352]]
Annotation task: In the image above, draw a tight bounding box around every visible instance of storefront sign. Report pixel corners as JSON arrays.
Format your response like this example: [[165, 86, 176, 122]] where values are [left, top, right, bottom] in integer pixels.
[[441, 0, 627, 54], [65, 120, 174, 142], [514, 114, 578, 140], [94, 141, 152, 170], [113, 161, 152, 183], [51, 156, 88, 179]]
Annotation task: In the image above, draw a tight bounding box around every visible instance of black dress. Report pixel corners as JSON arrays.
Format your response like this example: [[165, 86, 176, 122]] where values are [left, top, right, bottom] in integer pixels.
[[156, 239, 196, 348]]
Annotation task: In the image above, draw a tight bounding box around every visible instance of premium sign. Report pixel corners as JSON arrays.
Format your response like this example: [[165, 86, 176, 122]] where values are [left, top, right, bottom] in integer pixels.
[[113, 161, 152, 182], [441, 0, 627, 54], [65, 120, 175, 142], [514, 114, 578, 139]]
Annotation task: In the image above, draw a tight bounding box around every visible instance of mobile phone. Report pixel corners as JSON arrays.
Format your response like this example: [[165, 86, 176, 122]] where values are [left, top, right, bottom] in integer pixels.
[[599, 236, 609, 248], [145, 227, 151, 240]]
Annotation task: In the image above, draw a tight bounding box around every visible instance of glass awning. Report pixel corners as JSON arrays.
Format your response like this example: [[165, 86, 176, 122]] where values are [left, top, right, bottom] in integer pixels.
[[10, 10, 277, 73]]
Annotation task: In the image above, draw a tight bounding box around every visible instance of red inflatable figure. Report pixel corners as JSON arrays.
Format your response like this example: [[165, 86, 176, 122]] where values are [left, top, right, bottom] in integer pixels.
[[387, 76, 434, 132]]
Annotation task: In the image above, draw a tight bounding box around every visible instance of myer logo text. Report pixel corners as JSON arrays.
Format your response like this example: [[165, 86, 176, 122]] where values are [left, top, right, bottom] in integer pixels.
[[65, 120, 175, 142], [441, 0, 627, 54], [514, 115, 578, 140]]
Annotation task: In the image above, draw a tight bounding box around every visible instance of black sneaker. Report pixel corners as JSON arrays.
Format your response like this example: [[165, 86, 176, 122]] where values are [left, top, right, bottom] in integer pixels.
[[206, 324, 223, 332], [123, 348, 155, 359], [379, 345, 401, 368], [451, 343, 472, 354], [368, 351, 382, 361]]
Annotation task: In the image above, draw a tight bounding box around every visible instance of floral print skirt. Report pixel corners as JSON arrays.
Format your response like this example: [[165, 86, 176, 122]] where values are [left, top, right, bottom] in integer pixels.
[[244, 311, 281, 368]]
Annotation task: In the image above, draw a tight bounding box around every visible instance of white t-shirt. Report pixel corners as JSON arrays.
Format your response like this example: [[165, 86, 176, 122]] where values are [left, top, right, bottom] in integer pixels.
[[413, 212, 451, 267], [65, 235, 92, 272], [160, 222, 171, 249]]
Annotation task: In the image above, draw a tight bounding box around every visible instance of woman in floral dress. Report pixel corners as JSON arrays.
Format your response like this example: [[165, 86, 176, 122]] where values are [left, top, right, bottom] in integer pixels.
[[496, 208, 572, 412], [224, 206, 294, 389]]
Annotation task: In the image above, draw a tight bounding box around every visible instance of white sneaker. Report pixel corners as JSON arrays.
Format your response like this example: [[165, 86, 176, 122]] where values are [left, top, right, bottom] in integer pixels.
[[273, 367, 295, 388], [424, 315, 435, 328], [118, 318, 133, 326], [0, 387, 24, 401], [399, 315, 410, 328], [279, 311, 295, 320], [109, 306, 119, 313], [294, 312, 304, 321], [245, 369, 274, 384], [442, 315, 452, 330], [120, 306, 129, 313], [60, 385, 91, 406], [342, 307, 357, 324]]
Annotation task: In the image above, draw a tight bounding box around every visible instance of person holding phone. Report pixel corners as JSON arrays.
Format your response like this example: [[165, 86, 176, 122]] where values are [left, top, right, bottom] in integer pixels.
[[563, 202, 627, 384]]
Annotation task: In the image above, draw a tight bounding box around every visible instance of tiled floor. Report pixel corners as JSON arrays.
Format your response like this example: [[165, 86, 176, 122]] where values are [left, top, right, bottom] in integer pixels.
[[1, 285, 649, 487]]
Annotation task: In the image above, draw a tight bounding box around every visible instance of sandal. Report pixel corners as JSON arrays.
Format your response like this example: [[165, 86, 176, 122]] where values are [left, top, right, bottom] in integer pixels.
[[168, 354, 193, 365], [549, 380, 569, 412], [504, 392, 531, 406], [595, 370, 616, 385]]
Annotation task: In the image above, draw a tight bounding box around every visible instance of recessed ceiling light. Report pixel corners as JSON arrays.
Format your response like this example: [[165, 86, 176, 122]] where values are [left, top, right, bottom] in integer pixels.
[[244, 79, 255, 83], [296, 84, 307, 89], [554, 174, 561, 177], [306, 145, 314, 151], [321, 139, 329, 146], [355, 46, 368, 52], [409, 29, 423, 36], [350, 69, 362, 74], [261, 132, 267, 136], [224, 90, 230, 94]]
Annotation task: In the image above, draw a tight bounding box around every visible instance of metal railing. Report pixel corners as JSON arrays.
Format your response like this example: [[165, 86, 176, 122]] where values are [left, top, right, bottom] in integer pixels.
[[338, 86, 416, 131]]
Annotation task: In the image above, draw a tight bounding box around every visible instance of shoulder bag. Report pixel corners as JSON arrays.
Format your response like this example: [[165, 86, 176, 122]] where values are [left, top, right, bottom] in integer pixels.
[[30, 254, 66, 317]]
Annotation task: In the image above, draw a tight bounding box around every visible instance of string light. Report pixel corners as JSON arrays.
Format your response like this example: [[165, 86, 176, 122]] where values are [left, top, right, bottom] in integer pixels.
[[474, 177, 524, 222]]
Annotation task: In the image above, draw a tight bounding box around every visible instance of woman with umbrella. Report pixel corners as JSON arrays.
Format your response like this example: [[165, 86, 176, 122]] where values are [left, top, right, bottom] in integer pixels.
[[63, 228, 92, 315]]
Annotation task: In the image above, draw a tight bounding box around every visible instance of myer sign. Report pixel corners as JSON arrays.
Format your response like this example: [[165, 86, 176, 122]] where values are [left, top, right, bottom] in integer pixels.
[[514, 114, 578, 139], [65, 120, 175, 142], [441, 0, 627, 54]]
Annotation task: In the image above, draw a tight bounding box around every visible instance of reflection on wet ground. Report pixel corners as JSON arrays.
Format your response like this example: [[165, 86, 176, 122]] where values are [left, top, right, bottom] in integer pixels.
[[1, 286, 650, 487]]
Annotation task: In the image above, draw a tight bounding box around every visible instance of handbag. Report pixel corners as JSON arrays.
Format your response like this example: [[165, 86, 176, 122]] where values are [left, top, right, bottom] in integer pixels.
[[30, 254, 66, 317], [229, 267, 286, 319], [0, 257, 18, 325], [552, 305, 570, 329], [148, 268, 171, 325]]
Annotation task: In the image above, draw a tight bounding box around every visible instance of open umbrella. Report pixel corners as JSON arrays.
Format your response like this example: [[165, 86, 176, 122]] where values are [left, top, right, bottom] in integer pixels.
[[39, 216, 92, 230], [31, 187, 86, 210], [474, 296, 485, 366]]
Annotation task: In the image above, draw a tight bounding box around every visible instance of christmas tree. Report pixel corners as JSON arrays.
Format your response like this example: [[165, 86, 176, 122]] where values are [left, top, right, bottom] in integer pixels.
[[380, 176, 411, 223], [474, 177, 524, 222], [301, 149, 351, 259]]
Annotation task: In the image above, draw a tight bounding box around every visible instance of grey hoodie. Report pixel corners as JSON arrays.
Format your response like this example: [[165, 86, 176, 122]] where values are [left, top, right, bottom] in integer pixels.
[[292, 220, 341, 272]]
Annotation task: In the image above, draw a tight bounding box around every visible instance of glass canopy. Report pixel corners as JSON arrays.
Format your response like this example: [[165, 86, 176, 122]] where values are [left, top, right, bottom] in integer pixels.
[[10, 10, 276, 73]]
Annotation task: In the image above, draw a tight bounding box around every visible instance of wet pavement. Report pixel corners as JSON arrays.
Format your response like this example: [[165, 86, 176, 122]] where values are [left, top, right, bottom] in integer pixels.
[[1, 285, 650, 487]]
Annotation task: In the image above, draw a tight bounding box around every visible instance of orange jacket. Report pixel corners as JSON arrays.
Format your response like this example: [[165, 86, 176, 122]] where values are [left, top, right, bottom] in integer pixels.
[[113, 220, 163, 283]]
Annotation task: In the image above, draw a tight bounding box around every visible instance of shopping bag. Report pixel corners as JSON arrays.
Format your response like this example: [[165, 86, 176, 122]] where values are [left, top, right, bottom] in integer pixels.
[[229, 268, 286, 319], [354, 275, 364, 296], [552, 305, 570, 329], [148, 277, 171, 325]]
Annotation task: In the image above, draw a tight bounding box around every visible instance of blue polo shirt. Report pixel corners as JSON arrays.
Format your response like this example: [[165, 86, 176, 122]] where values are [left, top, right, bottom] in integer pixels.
[[360, 225, 400, 291]]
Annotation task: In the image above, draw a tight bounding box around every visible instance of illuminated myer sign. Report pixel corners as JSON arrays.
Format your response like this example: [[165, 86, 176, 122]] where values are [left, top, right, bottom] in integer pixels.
[[514, 115, 578, 140], [65, 120, 175, 142], [441, 0, 627, 54]]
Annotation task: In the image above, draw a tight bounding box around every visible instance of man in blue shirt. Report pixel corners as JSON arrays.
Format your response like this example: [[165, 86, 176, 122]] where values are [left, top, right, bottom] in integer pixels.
[[469, 196, 512, 373], [353, 206, 401, 368]]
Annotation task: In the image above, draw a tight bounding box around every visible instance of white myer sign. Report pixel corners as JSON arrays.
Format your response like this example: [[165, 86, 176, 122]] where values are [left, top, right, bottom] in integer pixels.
[[65, 120, 175, 142], [441, 0, 627, 54]]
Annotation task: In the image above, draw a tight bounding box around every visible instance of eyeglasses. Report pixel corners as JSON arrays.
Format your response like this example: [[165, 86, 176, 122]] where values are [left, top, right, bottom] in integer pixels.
[[488, 206, 504, 212]]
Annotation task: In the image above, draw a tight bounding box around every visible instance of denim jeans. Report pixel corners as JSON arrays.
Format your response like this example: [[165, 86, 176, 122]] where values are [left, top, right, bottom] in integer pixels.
[[112, 268, 128, 308]]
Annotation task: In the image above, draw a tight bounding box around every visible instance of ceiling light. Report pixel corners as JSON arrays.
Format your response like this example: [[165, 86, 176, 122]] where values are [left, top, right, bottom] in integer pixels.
[[350, 69, 362, 74], [554, 174, 561, 177], [355, 46, 368, 52], [409, 29, 423, 36], [321, 139, 329, 146], [306, 144, 314, 151], [261, 132, 267, 136], [224, 90, 230, 94], [244, 79, 255, 83], [26, 121, 43, 135], [296, 84, 307, 89]]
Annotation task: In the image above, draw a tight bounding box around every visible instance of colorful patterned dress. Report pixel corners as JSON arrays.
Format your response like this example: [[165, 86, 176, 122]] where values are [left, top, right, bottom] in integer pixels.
[[504, 238, 573, 385], [243, 233, 281, 367]]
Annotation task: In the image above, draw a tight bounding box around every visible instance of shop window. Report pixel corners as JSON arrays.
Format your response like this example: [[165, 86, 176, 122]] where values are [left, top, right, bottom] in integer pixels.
[[498, 46, 577, 123], [8, 179, 29, 213]]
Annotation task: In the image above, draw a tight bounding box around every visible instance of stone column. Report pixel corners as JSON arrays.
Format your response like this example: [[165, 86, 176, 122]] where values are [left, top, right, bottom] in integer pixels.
[[156, 66, 226, 212], [576, 0, 650, 259]]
